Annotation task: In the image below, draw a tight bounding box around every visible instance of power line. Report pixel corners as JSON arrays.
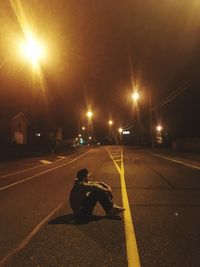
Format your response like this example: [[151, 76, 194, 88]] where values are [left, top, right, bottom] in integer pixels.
[[151, 80, 192, 111], [120, 78, 194, 130]]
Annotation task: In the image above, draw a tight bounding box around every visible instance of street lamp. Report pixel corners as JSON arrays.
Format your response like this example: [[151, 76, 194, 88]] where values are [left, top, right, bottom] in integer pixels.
[[156, 125, 163, 132], [107, 120, 114, 144], [108, 120, 113, 126], [118, 127, 123, 144], [19, 32, 46, 68], [1, 32, 46, 71], [156, 125, 163, 145], [82, 126, 85, 131], [86, 111, 93, 119], [132, 91, 139, 103], [86, 110, 93, 142]]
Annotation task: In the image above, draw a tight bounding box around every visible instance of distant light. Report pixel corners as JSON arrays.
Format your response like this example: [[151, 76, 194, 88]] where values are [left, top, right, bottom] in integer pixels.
[[108, 120, 113, 126], [82, 126, 85, 130], [118, 128, 123, 133], [36, 133, 41, 137], [75, 137, 78, 141], [156, 125, 162, 132], [78, 134, 82, 137], [97, 142, 100, 145], [89, 136, 92, 140], [132, 91, 139, 102], [87, 111, 93, 119], [123, 131, 130, 135]]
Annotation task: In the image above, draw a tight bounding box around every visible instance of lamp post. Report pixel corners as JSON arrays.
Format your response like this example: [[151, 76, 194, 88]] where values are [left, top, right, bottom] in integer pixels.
[[108, 120, 114, 144], [130, 89, 154, 148], [118, 127, 123, 133], [118, 127, 123, 144], [156, 125, 163, 145], [86, 110, 93, 143], [131, 90, 142, 145], [149, 90, 154, 148]]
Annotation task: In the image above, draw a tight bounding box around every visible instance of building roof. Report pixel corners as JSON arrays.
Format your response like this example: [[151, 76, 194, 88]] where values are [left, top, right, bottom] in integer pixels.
[[11, 112, 30, 126]]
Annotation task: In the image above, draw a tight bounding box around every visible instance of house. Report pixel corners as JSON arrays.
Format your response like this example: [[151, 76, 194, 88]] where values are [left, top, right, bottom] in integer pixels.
[[11, 113, 30, 144]]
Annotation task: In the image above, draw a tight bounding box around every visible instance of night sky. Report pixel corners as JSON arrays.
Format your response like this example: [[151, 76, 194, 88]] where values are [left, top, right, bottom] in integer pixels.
[[0, 1, 200, 141]]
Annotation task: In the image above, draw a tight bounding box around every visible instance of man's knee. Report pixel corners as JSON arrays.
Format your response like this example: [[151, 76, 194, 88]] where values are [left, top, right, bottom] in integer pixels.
[[96, 189, 112, 200]]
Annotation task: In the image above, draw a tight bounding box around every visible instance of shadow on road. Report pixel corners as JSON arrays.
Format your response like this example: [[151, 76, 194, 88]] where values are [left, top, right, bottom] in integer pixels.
[[48, 213, 122, 225]]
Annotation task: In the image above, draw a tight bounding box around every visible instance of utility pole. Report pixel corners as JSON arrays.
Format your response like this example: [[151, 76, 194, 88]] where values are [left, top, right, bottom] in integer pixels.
[[149, 90, 154, 149]]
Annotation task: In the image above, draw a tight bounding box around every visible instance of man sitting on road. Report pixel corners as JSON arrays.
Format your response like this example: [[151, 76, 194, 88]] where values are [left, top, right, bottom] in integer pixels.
[[69, 168, 125, 222]]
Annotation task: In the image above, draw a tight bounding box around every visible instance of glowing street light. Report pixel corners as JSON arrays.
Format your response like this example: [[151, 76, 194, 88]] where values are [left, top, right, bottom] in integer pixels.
[[86, 110, 93, 139], [132, 91, 139, 102], [86, 111, 93, 119], [82, 126, 85, 130], [89, 136, 92, 140], [118, 128, 123, 133], [19, 32, 46, 68], [156, 125, 163, 132], [108, 120, 113, 126]]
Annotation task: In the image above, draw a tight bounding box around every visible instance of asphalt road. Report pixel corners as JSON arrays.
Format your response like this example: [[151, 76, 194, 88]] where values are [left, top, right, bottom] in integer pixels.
[[0, 146, 200, 267]]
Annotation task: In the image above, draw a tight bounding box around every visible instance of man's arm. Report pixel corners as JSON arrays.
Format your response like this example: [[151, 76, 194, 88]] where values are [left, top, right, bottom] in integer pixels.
[[83, 181, 109, 192], [84, 181, 113, 199], [97, 181, 113, 199], [98, 182, 111, 191]]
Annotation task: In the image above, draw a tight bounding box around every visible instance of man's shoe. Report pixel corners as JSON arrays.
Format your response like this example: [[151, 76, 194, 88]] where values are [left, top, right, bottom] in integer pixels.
[[106, 204, 125, 217]]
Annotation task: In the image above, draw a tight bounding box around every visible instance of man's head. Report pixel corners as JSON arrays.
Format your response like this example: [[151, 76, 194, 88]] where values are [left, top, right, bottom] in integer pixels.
[[77, 168, 89, 181]]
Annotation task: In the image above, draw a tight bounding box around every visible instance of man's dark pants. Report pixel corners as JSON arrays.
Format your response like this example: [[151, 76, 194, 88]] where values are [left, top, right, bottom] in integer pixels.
[[75, 190, 113, 221]]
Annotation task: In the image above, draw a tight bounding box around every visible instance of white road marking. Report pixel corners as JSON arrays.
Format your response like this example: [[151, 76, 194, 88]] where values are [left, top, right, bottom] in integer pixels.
[[0, 200, 64, 266], [152, 153, 200, 170], [115, 159, 122, 162], [0, 151, 90, 192], [0, 151, 81, 180]]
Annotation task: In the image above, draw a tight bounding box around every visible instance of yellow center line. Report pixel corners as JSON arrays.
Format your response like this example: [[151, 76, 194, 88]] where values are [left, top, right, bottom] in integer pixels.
[[106, 147, 141, 267]]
